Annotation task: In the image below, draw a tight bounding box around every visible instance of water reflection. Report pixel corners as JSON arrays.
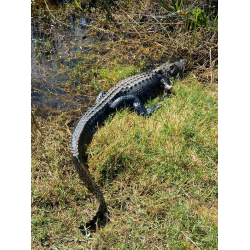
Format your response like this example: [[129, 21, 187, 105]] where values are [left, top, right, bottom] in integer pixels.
[[31, 13, 102, 110]]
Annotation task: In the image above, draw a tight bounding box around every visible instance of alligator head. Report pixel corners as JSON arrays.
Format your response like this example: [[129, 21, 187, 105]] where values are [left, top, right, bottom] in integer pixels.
[[154, 57, 187, 79], [168, 58, 187, 77]]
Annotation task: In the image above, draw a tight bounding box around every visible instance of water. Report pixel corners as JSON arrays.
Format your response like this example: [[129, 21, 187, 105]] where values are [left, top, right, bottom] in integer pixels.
[[31, 11, 111, 111]]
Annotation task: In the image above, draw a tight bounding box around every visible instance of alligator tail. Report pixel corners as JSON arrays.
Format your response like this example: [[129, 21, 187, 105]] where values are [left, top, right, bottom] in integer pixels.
[[70, 104, 111, 234]]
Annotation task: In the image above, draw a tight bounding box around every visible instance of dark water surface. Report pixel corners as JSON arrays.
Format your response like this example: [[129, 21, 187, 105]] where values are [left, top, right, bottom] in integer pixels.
[[31, 12, 110, 111]]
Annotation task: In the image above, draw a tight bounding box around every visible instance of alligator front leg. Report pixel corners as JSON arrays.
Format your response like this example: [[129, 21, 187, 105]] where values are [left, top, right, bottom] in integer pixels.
[[179, 71, 184, 80], [109, 95, 159, 116], [95, 91, 106, 104], [160, 78, 173, 99]]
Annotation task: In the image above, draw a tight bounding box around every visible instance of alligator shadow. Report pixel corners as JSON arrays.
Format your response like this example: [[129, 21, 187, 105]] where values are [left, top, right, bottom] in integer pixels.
[[78, 159, 126, 236]]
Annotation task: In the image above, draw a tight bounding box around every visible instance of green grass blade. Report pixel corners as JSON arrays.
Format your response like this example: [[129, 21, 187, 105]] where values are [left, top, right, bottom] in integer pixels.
[[74, 0, 83, 11], [214, 13, 218, 23], [201, 11, 207, 28], [212, 13, 218, 30], [171, 0, 178, 11], [158, 0, 175, 12], [178, 0, 183, 10], [100, 0, 113, 21]]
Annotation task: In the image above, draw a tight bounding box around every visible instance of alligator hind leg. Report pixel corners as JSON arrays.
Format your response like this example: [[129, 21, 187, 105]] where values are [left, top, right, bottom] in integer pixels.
[[95, 91, 106, 104], [109, 95, 160, 116]]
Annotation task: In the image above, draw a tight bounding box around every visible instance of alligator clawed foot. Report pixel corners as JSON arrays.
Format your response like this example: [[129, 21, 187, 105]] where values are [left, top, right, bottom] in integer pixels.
[[162, 93, 171, 100], [79, 211, 109, 238], [155, 104, 161, 111], [162, 86, 174, 100]]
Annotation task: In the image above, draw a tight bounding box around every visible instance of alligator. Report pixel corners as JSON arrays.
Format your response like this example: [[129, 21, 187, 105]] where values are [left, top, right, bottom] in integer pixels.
[[70, 58, 187, 232]]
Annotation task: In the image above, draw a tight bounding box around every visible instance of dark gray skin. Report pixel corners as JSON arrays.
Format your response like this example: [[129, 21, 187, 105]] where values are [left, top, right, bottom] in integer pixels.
[[70, 58, 187, 231]]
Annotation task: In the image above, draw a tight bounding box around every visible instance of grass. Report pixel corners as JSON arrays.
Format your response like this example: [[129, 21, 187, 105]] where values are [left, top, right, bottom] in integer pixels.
[[31, 72, 218, 249]]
